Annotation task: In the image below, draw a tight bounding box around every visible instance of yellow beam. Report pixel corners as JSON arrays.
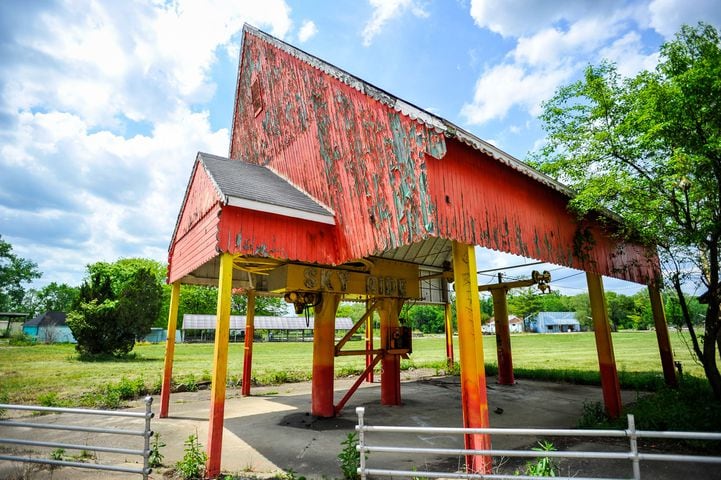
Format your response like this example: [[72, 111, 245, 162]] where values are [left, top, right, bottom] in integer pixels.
[[452, 241, 492, 474], [206, 253, 234, 477], [160, 281, 180, 418], [335, 300, 377, 355]]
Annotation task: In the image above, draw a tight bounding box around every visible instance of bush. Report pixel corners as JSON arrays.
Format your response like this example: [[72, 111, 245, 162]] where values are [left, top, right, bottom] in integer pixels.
[[176, 433, 207, 480], [8, 332, 35, 346]]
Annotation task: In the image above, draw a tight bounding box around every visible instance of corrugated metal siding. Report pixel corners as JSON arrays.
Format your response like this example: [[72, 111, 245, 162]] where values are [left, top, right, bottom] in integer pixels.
[[217, 206, 337, 264], [182, 315, 353, 330], [168, 163, 223, 283], [230, 31, 445, 264], [428, 139, 660, 284]]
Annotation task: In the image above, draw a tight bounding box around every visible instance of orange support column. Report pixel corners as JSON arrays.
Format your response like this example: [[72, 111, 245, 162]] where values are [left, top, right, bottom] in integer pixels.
[[452, 241, 492, 474], [444, 302, 455, 368], [160, 281, 180, 418], [378, 298, 403, 405], [312, 293, 341, 417], [365, 300, 375, 383], [206, 253, 234, 478], [587, 272, 622, 419], [648, 285, 678, 387], [241, 290, 256, 396], [491, 288, 515, 385]]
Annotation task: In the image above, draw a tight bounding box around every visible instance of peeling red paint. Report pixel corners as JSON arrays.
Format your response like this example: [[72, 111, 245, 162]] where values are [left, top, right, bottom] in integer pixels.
[[427, 139, 659, 284]]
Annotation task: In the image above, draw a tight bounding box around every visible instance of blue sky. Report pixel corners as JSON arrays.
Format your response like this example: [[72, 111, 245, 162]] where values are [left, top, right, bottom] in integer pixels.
[[1, 0, 719, 294]]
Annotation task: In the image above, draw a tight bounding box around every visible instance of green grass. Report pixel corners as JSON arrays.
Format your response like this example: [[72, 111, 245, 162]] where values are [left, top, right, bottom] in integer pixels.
[[0, 331, 710, 405]]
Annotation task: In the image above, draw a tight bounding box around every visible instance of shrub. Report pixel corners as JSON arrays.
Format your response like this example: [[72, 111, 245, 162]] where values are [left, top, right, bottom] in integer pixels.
[[176, 432, 207, 480]]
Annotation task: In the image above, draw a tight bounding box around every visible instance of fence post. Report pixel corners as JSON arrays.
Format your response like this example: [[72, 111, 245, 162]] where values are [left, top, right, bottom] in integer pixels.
[[143, 396, 154, 480], [356, 407, 366, 480], [628, 414, 640, 480]]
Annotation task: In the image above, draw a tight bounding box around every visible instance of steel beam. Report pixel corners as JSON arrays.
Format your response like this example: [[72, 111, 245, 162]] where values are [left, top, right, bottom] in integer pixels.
[[160, 281, 180, 418], [648, 285, 678, 387], [312, 293, 341, 417], [587, 272, 622, 419], [206, 253, 233, 478], [378, 298, 404, 405], [490, 288, 515, 385], [241, 290, 256, 396], [452, 241, 492, 474]]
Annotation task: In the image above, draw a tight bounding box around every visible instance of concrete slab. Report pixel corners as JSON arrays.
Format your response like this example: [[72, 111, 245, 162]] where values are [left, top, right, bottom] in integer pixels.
[[1, 372, 719, 479]]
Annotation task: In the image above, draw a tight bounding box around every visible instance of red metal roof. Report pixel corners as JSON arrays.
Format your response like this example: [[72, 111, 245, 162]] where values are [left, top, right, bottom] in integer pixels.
[[167, 24, 660, 287]]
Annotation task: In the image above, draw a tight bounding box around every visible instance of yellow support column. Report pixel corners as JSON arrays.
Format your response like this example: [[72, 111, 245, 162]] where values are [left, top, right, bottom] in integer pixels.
[[160, 281, 180, 418], [648, 285, 678, 387], [586, 272, 622, 418], [206, 253, 234, 478], [312, 293, 341, 417], [444, 302, 455, 368], [241, 290, 256, 396], [452, 241, 492, 474]]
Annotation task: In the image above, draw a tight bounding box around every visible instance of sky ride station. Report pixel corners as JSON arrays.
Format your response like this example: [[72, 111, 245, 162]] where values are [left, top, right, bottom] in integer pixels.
[[160, 24, 677, 478]]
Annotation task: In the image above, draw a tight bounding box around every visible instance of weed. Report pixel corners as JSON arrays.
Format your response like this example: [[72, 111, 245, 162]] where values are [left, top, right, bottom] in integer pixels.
[[148, 432, 165, 468], [578, 400, 609, 428], [176, 432, 207, 480], [72, 449, 95, 462], [38, 392, 65, 407], [273, 469, 306, 480], [50, 448, 65, 461], [0, 391, 8, 419], [338, 432, 362, 480], [519, 440, 558, 477], [8, 332, 35, 346]]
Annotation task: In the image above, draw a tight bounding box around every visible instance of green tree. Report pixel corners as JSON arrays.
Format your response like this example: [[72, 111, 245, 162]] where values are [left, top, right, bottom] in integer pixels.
[[23, 282, 79, 316], [68, 262, 162, 356], [407, 305, 445, 333], [0, 235, 41, 312], [507, 287, 543, 321], [533, 23, 721, 398]]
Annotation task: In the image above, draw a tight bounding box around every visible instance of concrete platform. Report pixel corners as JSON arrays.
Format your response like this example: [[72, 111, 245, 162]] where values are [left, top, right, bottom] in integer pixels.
[[1, 372, 719, 479]]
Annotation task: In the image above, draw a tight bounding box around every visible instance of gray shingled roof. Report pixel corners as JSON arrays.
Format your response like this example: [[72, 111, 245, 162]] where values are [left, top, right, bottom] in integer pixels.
[[199, 153, 333, 218], [182, 314, 353, 330]]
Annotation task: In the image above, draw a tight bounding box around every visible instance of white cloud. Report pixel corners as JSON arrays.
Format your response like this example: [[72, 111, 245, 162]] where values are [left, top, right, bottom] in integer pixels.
[[298, 20, 318, 43], [649, 0, 721, 38], [362, 0, 429, 47], [0, 0, 292, 285], [599, 32, 660, 77]]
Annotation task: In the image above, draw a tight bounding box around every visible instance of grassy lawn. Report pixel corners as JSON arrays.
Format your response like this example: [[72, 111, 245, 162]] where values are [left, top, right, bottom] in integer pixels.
[[0, 330, 708, 405]]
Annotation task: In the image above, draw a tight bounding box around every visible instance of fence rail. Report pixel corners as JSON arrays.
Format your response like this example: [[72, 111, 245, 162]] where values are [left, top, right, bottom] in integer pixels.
[[0, 396, 154, 479], [355, 406, 721, 480]]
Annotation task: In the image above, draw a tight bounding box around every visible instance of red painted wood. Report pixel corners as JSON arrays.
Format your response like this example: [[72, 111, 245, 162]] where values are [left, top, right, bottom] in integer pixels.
[[428, 139, 660, 284], [168, 162, 222, 283]]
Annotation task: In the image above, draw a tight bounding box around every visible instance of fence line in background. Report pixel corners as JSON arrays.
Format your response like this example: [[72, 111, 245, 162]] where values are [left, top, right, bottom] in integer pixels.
[[0, 396, 154, 479], [355, 406, 721, 480]]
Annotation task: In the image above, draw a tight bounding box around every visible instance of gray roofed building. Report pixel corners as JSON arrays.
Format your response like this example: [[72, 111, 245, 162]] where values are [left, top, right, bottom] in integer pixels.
[[182, 314, 353, 331], [198, 152, 335, 224], [526, 312, 580, 333]]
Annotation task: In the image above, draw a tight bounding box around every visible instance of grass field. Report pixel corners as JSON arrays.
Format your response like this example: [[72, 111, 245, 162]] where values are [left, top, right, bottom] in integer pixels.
[[0, 330, 709, 405]]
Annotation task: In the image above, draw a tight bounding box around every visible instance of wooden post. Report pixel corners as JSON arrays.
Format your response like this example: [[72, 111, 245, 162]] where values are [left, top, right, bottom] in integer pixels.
[[206, 253, 234, 478], [491, 288, 515, 385], [586, 272, 622, 418], [444, 302, 455, 368], [648, 285, 678, 387], [241, 290, 256, 396], [312, 293, 341, 417], [452, 241, 492, 474], [160, 281, 180, 418], [378, 298, 403, 405]]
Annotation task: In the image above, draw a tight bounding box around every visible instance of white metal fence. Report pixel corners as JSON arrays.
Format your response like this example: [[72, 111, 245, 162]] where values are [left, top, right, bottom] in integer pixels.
[[355, 406, 721, 480], [0, 396, 154, 478]]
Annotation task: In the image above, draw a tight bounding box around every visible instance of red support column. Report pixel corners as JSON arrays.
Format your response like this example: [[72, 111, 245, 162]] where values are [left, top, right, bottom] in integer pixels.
[[206, 253, 234, 478], [160, 281, 180, 418], [648, 285, 678, 387], [241, 290, 256, 396], [491, 288, 515, 385], [312, 293, 341, 417], [365, 300, 375, 383], [452, 241, 492, 474], [444, 302, 455, 368], [587, 272, 622, 419], [378, 298, 403, 405]]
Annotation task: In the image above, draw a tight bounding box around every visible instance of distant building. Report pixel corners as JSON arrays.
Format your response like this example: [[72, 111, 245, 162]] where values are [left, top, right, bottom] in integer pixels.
[[526, 312, 580, 333], [23, 311, 75, 343], [482, 315, 524, 334]]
